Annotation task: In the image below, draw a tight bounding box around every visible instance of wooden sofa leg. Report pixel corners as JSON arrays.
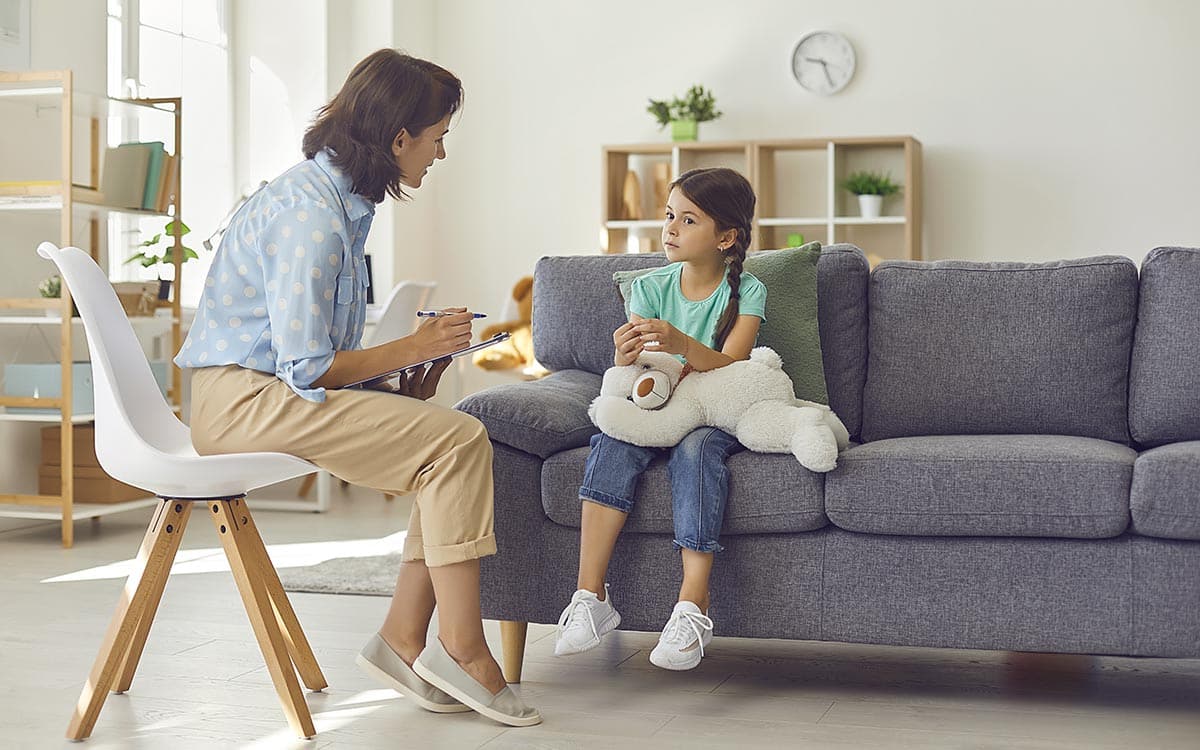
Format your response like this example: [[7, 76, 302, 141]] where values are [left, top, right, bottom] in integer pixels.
[[500, 620, 528, 684]]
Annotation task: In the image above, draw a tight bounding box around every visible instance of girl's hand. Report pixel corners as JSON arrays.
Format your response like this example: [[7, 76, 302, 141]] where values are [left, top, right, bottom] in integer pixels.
[[613, 321, 644, 366], [410, 307, 473, 360], [632, 318, 690, 357]]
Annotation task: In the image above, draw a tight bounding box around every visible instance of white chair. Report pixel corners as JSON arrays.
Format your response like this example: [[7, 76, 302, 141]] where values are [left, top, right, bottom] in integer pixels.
[[37, 243, 326, 741], [368, 279, 436, 346], [297, 279, 436, 501]]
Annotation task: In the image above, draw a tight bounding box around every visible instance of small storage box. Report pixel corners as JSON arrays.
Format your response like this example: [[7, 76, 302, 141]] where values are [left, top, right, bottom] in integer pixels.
[[3, 361, 167, 414], [38, 425, 148, 503], [38, 466, 147, 504]]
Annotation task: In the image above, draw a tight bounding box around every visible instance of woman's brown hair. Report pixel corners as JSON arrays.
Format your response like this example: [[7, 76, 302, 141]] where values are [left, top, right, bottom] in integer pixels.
[[670, 167, 756, 351], [303, 49, 462, 203]]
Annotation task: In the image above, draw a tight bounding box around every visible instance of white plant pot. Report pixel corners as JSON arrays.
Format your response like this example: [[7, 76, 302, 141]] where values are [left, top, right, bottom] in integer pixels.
[[858, 194, 883, 219]]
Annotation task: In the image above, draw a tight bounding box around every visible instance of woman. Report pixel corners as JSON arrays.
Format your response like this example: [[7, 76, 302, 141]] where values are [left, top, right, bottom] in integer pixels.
[[176, 49, 540, 728]]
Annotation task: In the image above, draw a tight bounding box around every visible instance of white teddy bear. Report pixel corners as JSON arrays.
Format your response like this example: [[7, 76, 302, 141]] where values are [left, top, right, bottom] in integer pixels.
[[588, 347, 850, 473]]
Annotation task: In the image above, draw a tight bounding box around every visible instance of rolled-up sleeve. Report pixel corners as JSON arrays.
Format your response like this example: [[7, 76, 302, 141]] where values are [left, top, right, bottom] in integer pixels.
[[260, 205, 344, 402]]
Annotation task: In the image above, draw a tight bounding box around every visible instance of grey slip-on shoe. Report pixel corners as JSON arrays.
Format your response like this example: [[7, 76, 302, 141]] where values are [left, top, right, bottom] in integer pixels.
[[355, 633, 472, 713], [412, 638, 542, 727]]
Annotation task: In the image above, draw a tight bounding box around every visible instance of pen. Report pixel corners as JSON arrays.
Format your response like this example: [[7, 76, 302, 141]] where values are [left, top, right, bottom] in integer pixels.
[[416, 310, 488, 318]]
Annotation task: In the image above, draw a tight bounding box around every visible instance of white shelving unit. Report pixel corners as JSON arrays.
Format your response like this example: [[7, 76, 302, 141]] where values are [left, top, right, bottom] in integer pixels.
[[602, 136, 922, 261], [0, 69, 184, 547]]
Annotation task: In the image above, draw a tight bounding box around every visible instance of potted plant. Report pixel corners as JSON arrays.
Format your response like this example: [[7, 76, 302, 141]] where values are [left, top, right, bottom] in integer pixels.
[[124, 219, 198, 300], [37, 274, 62, 316], [647, 85, 722, 142], [840, 170, 902, 219]]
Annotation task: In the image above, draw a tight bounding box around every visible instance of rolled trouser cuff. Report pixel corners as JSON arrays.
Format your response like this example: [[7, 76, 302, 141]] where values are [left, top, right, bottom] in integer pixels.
[[403, 533, 498, 567]]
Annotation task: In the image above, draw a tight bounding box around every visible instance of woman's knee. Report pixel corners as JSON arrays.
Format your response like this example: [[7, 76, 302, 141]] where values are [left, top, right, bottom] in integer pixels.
[[447, 410, 491, 455]]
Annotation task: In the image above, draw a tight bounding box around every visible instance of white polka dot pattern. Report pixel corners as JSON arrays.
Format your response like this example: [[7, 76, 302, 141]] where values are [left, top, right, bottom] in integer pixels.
[[174, 150, 375, 403]]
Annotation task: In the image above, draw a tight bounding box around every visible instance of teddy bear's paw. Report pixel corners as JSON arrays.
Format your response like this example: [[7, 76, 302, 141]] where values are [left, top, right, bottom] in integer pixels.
[[792, 424, 838, 473]]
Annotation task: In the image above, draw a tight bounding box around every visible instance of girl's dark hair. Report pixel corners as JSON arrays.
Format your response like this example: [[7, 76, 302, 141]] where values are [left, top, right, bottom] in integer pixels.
[[670, 167, 756, 351], [303, 49, 462, 203]]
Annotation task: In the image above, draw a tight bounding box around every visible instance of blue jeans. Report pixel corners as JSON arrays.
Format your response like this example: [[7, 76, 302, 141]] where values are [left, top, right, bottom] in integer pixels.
[[579, 428, 744, 553]]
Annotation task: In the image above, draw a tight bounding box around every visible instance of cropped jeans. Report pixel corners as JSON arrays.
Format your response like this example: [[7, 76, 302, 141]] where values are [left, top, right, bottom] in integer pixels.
[[579, 428, 744, 553]]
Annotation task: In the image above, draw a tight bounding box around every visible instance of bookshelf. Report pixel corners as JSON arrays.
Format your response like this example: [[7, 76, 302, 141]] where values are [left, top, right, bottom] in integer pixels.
[[602, 136, 922, 262], [0, 69, 183, 547]]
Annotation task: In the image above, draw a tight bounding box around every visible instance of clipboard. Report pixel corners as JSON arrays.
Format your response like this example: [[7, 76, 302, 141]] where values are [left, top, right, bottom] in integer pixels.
[[343, 332, 512, 389]]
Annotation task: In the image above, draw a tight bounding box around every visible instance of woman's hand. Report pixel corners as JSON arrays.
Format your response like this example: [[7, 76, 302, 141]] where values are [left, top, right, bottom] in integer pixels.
[[613, 320, 644, 366], [410, 307, 474, 360], [632, 318, 691, 358], [385, 357, 452, 400]]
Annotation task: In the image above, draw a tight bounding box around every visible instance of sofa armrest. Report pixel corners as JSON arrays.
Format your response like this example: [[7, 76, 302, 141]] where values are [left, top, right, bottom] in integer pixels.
[[455, 370, 602, 459]]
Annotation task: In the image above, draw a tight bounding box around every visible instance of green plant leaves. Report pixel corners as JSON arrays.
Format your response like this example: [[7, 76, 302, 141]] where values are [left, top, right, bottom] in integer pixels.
[[647, 85, 722, 128], [839, 170, 902, 196]]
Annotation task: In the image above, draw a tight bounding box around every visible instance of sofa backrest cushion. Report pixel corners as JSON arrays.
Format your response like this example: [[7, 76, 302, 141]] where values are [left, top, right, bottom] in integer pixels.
[[532, 244, 871, 439], [1129, 247, 1200, 447], [861, 256, 1138, 443]]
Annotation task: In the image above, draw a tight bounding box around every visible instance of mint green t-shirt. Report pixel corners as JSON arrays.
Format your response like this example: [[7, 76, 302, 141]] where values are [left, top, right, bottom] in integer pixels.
[[628, 262, 767, 353]]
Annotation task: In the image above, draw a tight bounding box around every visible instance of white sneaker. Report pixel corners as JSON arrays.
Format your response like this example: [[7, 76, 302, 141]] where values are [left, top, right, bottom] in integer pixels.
[[649, 601, 713, 671], [554, 584, 621, 656]]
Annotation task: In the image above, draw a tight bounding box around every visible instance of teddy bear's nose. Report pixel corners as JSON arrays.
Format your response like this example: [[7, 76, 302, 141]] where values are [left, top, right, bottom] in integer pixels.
[[637, 379, 656, 398]]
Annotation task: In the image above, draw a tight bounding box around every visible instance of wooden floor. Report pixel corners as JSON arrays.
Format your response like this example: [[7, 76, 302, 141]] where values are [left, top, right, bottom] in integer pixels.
[[2, 482, 1199, 749]]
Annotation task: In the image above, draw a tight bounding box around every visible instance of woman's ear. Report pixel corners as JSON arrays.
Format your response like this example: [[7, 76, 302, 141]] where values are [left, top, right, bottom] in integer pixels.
[[391, 129, 409, 158], [717, 228, 738, 251]]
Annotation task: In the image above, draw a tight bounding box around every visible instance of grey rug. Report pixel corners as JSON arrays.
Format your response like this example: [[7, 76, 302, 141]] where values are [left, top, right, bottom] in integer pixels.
[[278, 553, 400, 596]]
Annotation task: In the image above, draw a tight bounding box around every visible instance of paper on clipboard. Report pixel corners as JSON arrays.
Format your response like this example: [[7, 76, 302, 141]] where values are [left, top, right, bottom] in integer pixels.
[[343, 332, 511, 389]]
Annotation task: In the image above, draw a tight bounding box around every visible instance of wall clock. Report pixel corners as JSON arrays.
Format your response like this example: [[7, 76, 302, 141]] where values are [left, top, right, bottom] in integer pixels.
[[791, 31, 856, 95]]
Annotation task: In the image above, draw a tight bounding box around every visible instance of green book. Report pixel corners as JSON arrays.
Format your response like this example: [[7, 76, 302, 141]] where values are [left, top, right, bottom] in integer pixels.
[[140, 141, 166, 210]]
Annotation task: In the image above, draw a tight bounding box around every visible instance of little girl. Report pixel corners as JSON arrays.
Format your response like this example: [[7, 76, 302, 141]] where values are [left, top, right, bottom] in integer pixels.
[[555, 167, 766, 670]]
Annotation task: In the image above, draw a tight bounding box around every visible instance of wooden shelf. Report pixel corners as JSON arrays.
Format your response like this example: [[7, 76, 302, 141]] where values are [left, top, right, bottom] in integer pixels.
[[0, 497, 159, 521], [602, 136, 922, 259], [0, 69, 185, 547]]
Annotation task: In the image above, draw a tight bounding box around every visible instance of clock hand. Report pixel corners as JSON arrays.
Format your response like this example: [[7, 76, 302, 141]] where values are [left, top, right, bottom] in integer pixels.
[[822, 65, 835, 87]]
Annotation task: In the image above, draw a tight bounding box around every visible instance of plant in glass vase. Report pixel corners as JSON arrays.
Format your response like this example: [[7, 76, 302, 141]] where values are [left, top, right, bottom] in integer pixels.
[[124, 219, 198, 300], [839, 170, 902, 219], [647, 85, 722, 142]]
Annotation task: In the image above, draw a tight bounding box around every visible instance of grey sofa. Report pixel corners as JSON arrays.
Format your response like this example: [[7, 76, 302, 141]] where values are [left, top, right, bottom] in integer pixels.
[[456, 244, 1200, 681]]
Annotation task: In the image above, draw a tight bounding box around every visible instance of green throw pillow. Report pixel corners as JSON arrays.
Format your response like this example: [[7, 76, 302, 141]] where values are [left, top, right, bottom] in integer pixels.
[[612, 242, 827, 404]]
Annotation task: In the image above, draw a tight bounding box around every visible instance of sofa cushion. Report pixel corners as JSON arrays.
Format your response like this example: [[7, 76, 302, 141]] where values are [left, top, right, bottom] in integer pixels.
[[861, 257, 1138, 443], [541, 447, 827, 535], [454, 370, 600, 459], [615, 242, 829, 405], [1130, 441, 1200, 541], [1129, 247, 1200, 447], [825, 435, 1135, 538], [533, 254, 666, 376]]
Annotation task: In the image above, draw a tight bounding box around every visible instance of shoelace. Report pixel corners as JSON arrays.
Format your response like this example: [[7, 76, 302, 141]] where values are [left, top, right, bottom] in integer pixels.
[[661, 609, 714, 657], [557, 593, 601, 642]]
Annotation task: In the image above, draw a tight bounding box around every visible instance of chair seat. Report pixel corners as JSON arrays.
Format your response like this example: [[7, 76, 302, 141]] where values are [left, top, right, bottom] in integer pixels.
[[106, 444, 318, 499]]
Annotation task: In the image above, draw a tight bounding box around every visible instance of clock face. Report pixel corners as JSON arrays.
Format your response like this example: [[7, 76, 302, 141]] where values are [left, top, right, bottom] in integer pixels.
[[791, 31, 856, 95]]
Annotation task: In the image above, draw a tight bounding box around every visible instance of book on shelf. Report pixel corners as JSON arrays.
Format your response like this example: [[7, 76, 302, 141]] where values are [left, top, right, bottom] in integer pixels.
[[100, 141, 173, 212]]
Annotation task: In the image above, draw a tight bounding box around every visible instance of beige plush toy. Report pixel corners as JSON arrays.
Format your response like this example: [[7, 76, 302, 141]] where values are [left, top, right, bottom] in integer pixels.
[[590, 347, 850, 472], [473, 276, 545, 375]]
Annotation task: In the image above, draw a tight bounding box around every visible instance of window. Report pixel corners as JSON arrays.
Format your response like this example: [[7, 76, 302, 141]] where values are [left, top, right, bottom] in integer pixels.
[[108, 0, 232, 308]]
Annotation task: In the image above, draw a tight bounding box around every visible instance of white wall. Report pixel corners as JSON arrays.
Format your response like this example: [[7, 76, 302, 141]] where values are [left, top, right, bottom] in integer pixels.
[[426, 0, 1200, 388]]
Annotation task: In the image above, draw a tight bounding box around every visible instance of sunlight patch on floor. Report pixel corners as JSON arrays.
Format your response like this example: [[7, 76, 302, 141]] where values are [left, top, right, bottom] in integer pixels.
[[40, 531, 408, 584]]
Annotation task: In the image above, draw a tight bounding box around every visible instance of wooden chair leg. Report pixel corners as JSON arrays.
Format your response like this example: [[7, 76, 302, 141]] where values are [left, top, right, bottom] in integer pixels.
[[210, 499, 316, 739], [297, 473, 316, 499], [230, 497, 327, 691], [114, 501, 193, 693], [66, 500, 189, 740], [500, 620, 528, 684]]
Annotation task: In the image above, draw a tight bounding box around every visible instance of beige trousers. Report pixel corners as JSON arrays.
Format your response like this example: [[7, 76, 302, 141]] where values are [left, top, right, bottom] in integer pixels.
[[189, 365, 496, 567]]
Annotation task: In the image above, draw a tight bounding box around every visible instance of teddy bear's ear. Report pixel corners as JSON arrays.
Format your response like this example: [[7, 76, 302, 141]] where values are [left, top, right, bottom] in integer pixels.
[[513, 276, 534, 301]]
